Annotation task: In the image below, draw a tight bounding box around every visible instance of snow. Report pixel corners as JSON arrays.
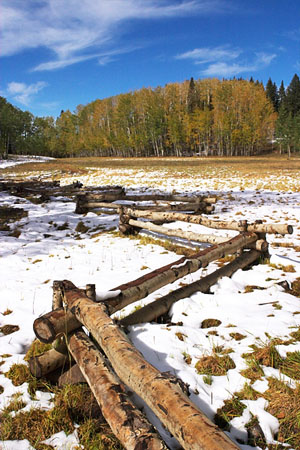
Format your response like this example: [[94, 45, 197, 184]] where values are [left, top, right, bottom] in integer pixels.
[[1, 156, 300, 449]]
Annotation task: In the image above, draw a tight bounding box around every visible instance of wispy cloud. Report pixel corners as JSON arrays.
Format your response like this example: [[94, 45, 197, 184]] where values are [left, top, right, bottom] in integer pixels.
[[284, 28, 300, 42], [1, 0, 225, 71], [176, 46, 241, 64], [5, 81, 47, 106], [176, 45, 276, 77]]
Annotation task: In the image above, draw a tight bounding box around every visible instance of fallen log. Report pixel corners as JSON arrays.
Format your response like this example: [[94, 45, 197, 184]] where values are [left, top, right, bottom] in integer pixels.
[[67, 329, 168, 450], [124, 208, 293, 235], [126, 218, 245, 245], [63, 281, 239, 450], [33, 234, 260, 344], [86, 201, 212, 213], [106, 232, 258, 313], [28, 347, 72, 378], [120, 250, 261, 326], [33, 307, 81, 343]]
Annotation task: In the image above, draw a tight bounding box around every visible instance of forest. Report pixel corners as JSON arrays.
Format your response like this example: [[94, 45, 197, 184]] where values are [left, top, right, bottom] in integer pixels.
[[1, 74, 300, 159]]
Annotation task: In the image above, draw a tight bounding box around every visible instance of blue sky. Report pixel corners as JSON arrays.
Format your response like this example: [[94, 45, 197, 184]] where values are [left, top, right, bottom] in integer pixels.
[[1, 0, 299, 118]]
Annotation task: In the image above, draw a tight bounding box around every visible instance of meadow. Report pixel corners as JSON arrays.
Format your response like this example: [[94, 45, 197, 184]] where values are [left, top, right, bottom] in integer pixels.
[[1, 155, 300, 450]]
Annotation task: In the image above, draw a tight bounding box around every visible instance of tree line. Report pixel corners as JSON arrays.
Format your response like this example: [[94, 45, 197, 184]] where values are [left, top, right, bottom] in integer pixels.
[[1, 74, 300, 159]]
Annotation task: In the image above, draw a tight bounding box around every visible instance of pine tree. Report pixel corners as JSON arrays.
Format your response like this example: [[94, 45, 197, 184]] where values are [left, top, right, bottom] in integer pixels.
[[265, 78, 279, 111], [278, 81, 286, 109], [187, 77, 199, 114], [283, 73, 300, 116]]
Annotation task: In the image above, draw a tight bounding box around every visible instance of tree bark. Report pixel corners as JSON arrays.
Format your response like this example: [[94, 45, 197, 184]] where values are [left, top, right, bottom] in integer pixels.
[[106, 232, 258, 313], [67, 330, 168, 450], [124, 208, 293, 235], [33, 307, 81, 343], [63, 281, 239, 450], [120, 250, 261, 326]]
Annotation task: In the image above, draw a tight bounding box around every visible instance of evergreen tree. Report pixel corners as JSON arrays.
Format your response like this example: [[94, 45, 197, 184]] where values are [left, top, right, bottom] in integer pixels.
[[187, 77, 199, 114], [283, 73, 300, 116], [278, 81, 286, 109], [265, 78, 279, 111]]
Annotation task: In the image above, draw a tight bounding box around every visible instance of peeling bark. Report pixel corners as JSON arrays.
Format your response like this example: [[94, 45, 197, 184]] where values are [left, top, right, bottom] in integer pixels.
[[120, 250, 261, 326], [124, 208, 293, 235], [61, 281, 239, 450], [67, 329, 168, 450]]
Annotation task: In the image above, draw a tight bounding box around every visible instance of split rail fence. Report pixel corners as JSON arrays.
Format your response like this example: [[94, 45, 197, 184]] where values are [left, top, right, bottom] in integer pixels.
[[29, 190, 293, 449]]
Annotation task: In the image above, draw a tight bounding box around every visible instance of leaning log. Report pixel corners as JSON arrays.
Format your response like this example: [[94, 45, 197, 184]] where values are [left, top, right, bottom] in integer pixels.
[[124, 208, 293, 235], [67, 330, 168, 450], [63, 281, 239, 450], [28, 347, 72, 378], [34, 234, 260, 344], [120, 250, 261, 326], [106, 232, 258, 313]]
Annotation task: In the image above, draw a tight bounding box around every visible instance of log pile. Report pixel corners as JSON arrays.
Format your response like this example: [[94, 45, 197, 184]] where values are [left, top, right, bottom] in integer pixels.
[[28, 212, 294, 449], [75, 189, 216, 215], [26, 184, 294, 449]]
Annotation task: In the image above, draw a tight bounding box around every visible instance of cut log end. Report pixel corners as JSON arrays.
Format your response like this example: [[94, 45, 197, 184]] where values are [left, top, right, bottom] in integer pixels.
[[33, 316, 56, 343]]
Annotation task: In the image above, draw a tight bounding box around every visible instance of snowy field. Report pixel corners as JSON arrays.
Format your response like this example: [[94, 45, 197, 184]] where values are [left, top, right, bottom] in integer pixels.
[[1, 157, 300, 450]]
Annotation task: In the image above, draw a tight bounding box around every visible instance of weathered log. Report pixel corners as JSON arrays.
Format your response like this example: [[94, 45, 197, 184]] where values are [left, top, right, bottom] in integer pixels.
[[33, 234, 258, 343], [33, 308, 81, 343], [127, 218, 230, 244], [86, 201, 212, 213], [124, 208, 293, 235], [120, 250, 261, 326], [67, 330, 168, 450], [52, 280, 64, 310], [63, 281, 239, 450], [128, 219, 268, 252], [28, 347, 72, 378], [106, 232, 258, 313]]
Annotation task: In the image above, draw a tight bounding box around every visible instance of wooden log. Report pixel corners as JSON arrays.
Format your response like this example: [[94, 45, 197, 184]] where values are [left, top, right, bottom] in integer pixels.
[[67, 330, 168, 450], [33, 233, 258, 343], [63, 281, 239, 450], [106, 232, 258, 314], [127, 219, 269, 252], [124, 208, 293, 235], [119, 250, 261, 326], [52, 280, 64, 310], [33, 308, 81, 343], [127, 218, 230, 244], [28, 347, 72, 378]]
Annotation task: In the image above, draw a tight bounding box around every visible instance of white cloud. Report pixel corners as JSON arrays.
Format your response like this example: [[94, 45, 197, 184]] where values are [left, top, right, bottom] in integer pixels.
[[176, 46, 241, 64], [0, 0, 224, 71], [176, 45, 276, 77], [6, 81, 48, 106]]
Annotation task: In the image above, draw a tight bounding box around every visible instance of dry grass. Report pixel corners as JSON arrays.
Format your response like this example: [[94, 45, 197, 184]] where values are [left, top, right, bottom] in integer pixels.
[[195, 354, 236, 376], [3, 155, 300, 192]]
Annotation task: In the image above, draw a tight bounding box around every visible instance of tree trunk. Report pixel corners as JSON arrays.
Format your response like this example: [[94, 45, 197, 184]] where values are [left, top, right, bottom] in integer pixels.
[[120, 250, 261, 326], [67, 330, 168, 450], [124, 208, 293, 235], [63, 281, 239, 450]]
